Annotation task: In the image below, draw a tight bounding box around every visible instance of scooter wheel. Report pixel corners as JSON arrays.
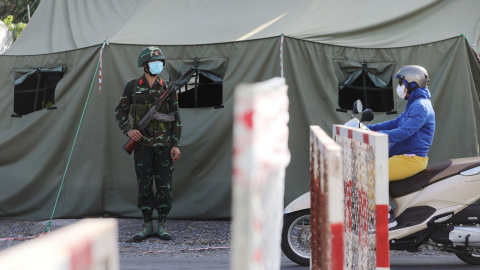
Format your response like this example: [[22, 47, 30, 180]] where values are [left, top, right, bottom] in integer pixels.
[[455, 250, 480, 265], [281, 210, 310, 266]]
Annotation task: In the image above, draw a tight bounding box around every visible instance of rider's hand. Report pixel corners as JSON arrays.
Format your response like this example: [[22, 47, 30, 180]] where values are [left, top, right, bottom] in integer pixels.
[[171, 146, 181, 161], [127, 129, 143, 141]]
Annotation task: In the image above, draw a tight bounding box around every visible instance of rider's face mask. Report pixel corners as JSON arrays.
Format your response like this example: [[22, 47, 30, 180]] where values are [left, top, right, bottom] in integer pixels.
[[147, 61, 163, 75], [396, 80, 407, 100]]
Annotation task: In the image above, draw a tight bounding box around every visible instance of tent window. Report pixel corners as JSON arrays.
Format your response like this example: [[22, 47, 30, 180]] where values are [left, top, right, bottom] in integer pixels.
[[335, 60, 395, 112], [13, 66, 65, 115], [166, 57, 226, 109], [178, 70, 222, 108]]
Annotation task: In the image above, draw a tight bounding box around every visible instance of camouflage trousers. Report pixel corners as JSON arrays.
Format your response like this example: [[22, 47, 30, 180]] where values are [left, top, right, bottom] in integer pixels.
[[133, 145, 174, 223]]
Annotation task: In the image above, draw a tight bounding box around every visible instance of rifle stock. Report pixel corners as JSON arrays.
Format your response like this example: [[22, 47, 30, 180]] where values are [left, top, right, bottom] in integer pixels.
[[122, 138, 137, 155]]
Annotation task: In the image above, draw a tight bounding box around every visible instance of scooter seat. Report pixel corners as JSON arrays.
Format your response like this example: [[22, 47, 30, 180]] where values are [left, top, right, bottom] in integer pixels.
[[389, 157, 480, 198]]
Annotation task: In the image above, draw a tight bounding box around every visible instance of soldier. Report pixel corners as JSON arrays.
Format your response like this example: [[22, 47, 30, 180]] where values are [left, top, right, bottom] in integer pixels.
[[115, 47, 181, 241]]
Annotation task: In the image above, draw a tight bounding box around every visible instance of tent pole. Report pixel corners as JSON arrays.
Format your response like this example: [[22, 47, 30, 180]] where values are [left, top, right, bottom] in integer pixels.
[[361, 60, 368, 108]]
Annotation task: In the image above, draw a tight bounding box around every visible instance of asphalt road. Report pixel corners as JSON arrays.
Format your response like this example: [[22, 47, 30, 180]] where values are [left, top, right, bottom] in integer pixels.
[[120, 252, 479, 270], [389, 252, 479, 270], [120, 255, 302, 270]]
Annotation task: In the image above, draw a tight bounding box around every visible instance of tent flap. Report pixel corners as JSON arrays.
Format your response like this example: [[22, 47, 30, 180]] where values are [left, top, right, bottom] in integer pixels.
[[14, 66, 66, 86]]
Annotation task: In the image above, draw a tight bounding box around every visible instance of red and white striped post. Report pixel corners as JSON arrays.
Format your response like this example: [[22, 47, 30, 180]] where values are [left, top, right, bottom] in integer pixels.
[[0, 219, 119, 270], [310, 126, 344, 270], [231, 77, 290, 270], [334, 125, 390, 270]]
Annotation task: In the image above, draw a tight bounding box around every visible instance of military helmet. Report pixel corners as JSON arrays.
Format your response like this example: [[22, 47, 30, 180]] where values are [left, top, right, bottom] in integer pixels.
[[394, 65, 429, 88], [137, 47, 165, 68]]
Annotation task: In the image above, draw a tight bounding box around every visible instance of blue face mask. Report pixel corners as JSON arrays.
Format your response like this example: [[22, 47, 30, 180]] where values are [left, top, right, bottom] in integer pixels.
[[148, 61, 163, 75]]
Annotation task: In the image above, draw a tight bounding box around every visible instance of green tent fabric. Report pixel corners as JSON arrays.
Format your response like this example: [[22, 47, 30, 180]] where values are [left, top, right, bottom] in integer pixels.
[[1, 0, 480, 220]]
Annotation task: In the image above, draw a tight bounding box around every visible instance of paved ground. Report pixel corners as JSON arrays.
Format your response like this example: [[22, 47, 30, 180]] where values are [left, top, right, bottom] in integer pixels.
[[390, 252, 478, 270], [120, 252, 479, 270], [2, 219, 479, 269], [120, 255, 305, 270]]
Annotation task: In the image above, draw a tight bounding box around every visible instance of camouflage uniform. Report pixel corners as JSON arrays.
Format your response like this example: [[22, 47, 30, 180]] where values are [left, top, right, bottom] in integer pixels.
[[115, 74, 181, 224]]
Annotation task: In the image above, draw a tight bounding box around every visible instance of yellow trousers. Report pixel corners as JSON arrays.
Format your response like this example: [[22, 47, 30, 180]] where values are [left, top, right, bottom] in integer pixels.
[[389, 155, 428, 181]]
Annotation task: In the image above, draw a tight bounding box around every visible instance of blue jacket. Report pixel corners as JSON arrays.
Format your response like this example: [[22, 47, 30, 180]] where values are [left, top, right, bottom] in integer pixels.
[[367, 87, 435, 157]]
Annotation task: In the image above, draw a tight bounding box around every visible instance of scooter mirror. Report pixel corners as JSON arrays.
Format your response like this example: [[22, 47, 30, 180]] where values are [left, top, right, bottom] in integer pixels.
[[360, 108, 374, 123], [353, 100, 363, 115]]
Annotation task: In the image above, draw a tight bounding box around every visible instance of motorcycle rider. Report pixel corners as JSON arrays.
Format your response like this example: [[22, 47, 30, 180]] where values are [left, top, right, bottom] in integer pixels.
[[367, 65, 435, 228]]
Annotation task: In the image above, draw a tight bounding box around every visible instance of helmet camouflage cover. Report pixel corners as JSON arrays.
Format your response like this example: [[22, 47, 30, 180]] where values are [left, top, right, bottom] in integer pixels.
[[137, 47, 165, 67], [394, 65, 429, 88]]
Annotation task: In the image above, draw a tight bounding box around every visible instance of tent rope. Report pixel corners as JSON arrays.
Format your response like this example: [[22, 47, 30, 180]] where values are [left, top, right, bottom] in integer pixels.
[[280, 33, 285, 78], [99, 39, 110, 94], [44, 40, 108, 233], [461, 33, 480, 61]]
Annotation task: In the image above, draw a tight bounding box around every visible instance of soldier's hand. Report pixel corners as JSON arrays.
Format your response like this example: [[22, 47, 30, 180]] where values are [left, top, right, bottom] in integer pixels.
[[127, 129, 143, 141], [171, 146, 181, 161]]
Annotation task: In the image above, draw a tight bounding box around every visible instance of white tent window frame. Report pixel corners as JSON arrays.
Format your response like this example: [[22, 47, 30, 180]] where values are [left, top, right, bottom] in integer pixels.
[[335, 60, 395, 113], [12, 65, 65, 116]]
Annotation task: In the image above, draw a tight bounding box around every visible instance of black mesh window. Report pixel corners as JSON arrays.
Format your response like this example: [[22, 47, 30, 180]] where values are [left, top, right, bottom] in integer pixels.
[[13, 66, 65, 116], [165, 57, 226, 109], [335, 60, 395, 112], [178, 70, 223, 108]]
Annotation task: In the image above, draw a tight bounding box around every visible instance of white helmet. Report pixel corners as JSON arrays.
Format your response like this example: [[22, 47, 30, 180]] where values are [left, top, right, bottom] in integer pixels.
[[394, 65, 429, 89]]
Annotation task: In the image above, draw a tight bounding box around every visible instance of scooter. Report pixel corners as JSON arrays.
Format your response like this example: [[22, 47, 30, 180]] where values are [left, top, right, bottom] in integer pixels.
[[281, 101, 480, 266]]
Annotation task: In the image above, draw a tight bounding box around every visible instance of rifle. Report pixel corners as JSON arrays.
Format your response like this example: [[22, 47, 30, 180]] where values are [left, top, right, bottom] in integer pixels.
[[122, 68, 195, 154]]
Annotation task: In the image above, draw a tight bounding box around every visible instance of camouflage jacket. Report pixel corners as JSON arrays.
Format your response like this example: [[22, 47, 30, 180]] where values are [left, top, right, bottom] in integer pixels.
[[115, 74, 181, 147]]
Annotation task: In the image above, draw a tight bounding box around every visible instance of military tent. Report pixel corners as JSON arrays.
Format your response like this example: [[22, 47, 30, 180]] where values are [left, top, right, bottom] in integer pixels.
[[1, 0, 480, 220]]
